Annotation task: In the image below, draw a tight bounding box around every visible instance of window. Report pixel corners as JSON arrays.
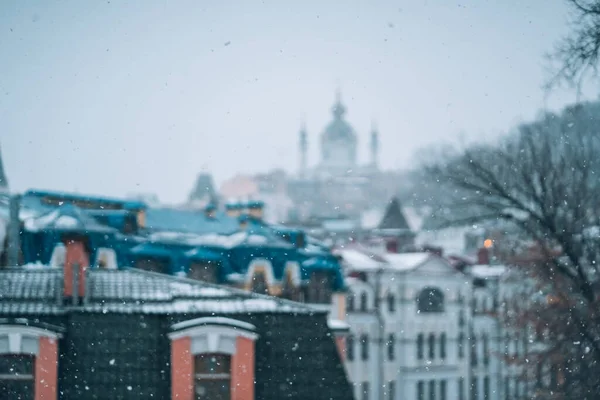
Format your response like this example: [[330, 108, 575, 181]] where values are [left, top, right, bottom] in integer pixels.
[[360, 292, 368, 312], [360, 335, 369, 361], [388, 293, 396, 312], [135, 256, 169, 273], [458, 333, 465, 359], [440, 333, 446, 360], [483, 334, 489, 366], [417, 381, 425, 400], [282, 270, 300, 301], [471, 335, 477, 366], [429, 380, 436, 400], [458, 378, 465, 400], [470, 377, 477, 400], [416, 287, 444, 313], [189, 261, 219, 283], [504, 377, 509, 400], [459, 310, 465, 327], [194, 354, 231, 400], [388, 381, 395, 400], [251, 271, 269, 295], [362, 382, 370, 400], [440, 380, 447, 400], [308, 270, 332, 303], [483, 376, 490, 400], [347, 335, 355, 361], [417, 333, 424, 360], [347, 294, 355, 312], [0, 354, 35, 399], [387, 334, 395, 360], [428, 334, 435, 359]]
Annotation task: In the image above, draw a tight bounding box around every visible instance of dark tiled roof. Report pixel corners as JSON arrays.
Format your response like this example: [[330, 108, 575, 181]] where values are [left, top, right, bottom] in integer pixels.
[[0, 267, 316, 315], [378, 197, 411, 231]]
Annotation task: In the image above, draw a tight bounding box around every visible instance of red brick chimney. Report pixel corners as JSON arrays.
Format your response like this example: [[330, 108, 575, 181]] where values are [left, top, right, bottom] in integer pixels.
[[62, 236, 90, 300], [477, 247, 490, 265]]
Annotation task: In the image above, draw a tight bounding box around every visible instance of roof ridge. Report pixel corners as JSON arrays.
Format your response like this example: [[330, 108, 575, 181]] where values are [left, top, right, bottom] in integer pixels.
[[123, 268, 322, 313]]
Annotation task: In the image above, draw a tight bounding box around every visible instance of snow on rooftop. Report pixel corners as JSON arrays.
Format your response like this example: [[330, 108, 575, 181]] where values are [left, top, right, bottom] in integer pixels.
[[383, 252, 431, 271], [469, 265, 507, 278], [328, 319, 350, 331], [337, 249, 381, 270]]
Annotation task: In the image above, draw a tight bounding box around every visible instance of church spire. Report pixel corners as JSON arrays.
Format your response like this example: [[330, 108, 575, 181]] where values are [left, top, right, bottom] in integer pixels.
[[370, 120, 379, 169], [332, 88, 346, 119], [299, 119, 308, 178]]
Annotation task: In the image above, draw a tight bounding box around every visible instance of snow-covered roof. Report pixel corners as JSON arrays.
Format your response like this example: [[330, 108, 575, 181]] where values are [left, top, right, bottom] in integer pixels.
[[469, 264, 507, 278], [336, 249, 381, 270], [0, 267, 318, 315], [382, 252, 431, 271]]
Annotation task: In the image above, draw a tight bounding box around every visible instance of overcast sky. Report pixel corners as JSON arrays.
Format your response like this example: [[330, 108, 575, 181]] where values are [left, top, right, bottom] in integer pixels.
[[1, 0, 597, 203]]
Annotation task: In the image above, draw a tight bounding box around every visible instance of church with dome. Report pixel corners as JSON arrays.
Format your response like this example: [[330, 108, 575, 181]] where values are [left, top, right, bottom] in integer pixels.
[[286, 92, 400, 221], [299, 91, 379, 180]]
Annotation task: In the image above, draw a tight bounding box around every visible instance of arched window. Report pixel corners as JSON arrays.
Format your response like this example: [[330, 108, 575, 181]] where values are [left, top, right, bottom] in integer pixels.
[[428, 333, 435, 359], [251, 271, 269, 295], [387, 334, 395, 360], [360, 292, 368, 312], [417, 333, 424, 360], [360, 334, 369, 361], [308, 271, 332, 304], [440, 333, 447, 359], [416, 287, 445, 313], [347, 335, 355, 361], [387, 293, 396, 313]]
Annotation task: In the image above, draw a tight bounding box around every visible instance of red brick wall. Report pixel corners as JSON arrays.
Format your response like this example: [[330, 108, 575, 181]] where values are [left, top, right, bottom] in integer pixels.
[[232, 336, 255, 400], [171, 337, 193, 400], [35, 336, 58, 400], [63, 240, 89, 297]]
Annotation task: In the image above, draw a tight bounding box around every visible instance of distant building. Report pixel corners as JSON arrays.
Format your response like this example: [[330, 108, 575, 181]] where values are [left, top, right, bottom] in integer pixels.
[[338, 247, 506, 400]]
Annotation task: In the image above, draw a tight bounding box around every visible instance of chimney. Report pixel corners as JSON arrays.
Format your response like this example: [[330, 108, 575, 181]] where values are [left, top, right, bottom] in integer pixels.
[[62, 235, 90, 302], [136, 208, 146, 229], [7, 194, 21, 266], [477, 247, 490, 265]]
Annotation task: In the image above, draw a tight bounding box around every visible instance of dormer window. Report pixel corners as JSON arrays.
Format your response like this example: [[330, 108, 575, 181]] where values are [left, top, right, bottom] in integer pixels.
[[416, 287, 444, 313], [251, 271, 269, 295], [307, 271, 332, 304], [189, 261, 219, 283], [135, 256, 169, 274]]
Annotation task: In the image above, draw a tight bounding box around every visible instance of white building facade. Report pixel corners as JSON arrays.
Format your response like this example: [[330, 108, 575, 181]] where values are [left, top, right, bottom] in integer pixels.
[[338, 249, 508, 400]]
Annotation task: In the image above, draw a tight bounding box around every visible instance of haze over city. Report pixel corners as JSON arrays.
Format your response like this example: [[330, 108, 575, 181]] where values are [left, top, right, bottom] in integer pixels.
[[1, 0, 596, 203]]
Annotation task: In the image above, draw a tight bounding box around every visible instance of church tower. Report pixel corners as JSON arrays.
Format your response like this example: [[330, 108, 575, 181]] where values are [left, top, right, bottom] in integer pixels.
[[370, 121, 379, 169], [299, 120, 308, 178]]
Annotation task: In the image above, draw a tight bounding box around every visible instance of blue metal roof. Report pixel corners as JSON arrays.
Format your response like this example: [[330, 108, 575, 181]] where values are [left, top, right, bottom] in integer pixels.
[[145, 207, 239, 235]]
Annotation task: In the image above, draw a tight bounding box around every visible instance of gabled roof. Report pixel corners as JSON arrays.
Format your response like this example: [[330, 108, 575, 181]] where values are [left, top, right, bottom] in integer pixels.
[[377, 197, 411, 231], [0, 266, 316, 315]]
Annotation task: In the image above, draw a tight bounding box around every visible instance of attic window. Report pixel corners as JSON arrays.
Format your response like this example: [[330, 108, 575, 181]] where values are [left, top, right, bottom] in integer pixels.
[[189, 261, 219, 284], [135, 257, 169, 274], [307, 270, 332, 304], [251, 271, 269, 295]]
